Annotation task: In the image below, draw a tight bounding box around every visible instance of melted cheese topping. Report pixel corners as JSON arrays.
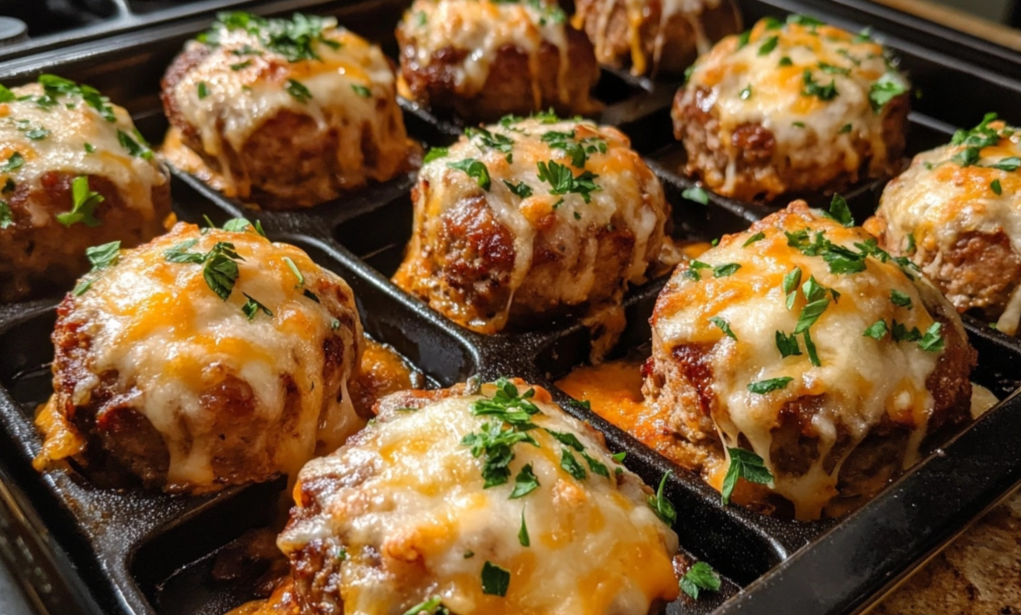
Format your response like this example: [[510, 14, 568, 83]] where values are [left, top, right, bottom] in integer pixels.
[[576, 0, 726, 75], [277, 381, 679, 614], [870, 120, 1021, 334], [649, 203, 958, 519], [394, 117, 672, 334], [398, 0, 575, 106], [678, 17, 908, 197], [46, 223, 363, 491], [0, 82, 167, 228], [166, 18, 407, 202]]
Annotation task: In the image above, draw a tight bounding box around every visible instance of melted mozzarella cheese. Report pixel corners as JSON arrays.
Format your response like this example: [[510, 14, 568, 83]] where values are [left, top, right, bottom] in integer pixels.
[[870, 120, 1021, 334], [278, 382, 680, 615], [398, 0, 572, 105], [394, 117, 672, 334], [0, 82, 167, 227], [166, 19, 406, 199], [679, 17, 907, 195], [53, 223, 363, 491], [650, 204, 956, 519]]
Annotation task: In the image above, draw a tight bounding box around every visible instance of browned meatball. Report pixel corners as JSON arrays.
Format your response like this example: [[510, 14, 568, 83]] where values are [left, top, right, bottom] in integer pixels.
[[34, 222, 364, 493], [643, 202, 975, 519], [672, 16, 909, 202], [160, 12, 409, 210], [0, 77, 171, 302], [393, 115, 675, 357], [396, 0, 600, 123], [573, 0, 741, 76]]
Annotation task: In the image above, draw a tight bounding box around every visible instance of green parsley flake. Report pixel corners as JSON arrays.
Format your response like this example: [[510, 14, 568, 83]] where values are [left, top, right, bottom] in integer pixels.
[[56, 176, 104, 227], [739, 85, 753, 100], [775, 331, 801, 357], [758, 35, 779, 55], [823, 193, 854, 227], [680, 561, 722, 600], [351, 84, 371, 98], [197, 82, 209, 99], [286, 79, 313, 103], [890, 289, 912, 308], [449, 158, 492, 191], [648, 471, 676, 525], [869, 73, 908, 112], [518, 509, 530, 547], [423, 147, 448, 163], [536, 159, 599, 202], [481, 561, 510, 596], [72, 240, 122, 295], [748, 377, 793, 394], [503, 180, 532, 198], [802, 69, 838, 101], [743, 231, 766, 247], [709, 316, 737, 340], [863, 319, 888, 339], [117, 129, 154, 160], [509, 464, 540, 499], [560, 449, 587, 480], [682, 185, 709, 205], [992, 179, 1003, 195], [242, 293, 272, 320], [402, 596, 445, 615], [721, 447, 773, 505], [0, 200, 11, 229], [713, 263, 741, 278]]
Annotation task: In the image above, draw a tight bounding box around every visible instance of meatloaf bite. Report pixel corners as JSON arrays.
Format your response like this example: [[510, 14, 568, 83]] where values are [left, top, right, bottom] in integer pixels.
[[35, 221, 364, 493], [0, 76, 171, 302], [161, 12, 409, 209], [572, 0, 741, 77], [393, 114, 676, 355], [643, 202, 975, 519], [278, 379, 681, 615], [396, 0, 600, 123], [672, 15, 910, 202], [866, 113, 1021, 334]]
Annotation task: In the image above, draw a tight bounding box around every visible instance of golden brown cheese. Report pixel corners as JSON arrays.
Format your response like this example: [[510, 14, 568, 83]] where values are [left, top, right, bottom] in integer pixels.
[[36, 222, 364, 492], [0, 80, 167, 228], [394, 116, 674, 341], [277, 380, 680, 615], [677, 15, 909, 198], [163, 14, 407, 204], [647, 203, 967, 519], [867, 116, 1021, 333]]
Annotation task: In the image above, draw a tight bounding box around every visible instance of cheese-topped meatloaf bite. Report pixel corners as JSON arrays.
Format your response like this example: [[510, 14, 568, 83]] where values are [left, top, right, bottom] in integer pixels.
[[866, 114, 1021, 335], [278, 379, 681, 615], [396, 0, 600, 122], [643, 202, 975, 519], [34, 221, 364, 493], [393, 114, 675, 352], [573, 0, 741, 77], [672, 15, 910, 202], [0, 76, 171, 302], [161, 12, 409, 209]]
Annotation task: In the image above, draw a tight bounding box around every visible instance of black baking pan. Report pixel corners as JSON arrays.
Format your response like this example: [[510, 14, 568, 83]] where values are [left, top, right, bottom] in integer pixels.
[[1, 0, 1021, 614]]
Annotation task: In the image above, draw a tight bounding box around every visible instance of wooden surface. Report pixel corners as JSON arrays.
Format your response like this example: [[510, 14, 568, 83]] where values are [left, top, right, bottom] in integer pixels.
[[868, 0, 1021, 52]]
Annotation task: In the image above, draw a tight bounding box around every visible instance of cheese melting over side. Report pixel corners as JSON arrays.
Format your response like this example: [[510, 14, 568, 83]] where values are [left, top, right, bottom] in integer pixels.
[[54, 223, 363, 491], [871, 119, 1021, 334], [679, 17, 908, 195], [650, 205, 956, 519], [278, 382, 680, 615], [0, 82, 167, 228], [394, 117, 671, 334], [398, 0, 573, 105], [166, 18, 407, 199]]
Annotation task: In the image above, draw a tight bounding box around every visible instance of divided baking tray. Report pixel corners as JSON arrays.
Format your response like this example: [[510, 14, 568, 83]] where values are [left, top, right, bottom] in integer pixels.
[[1, 1, 1020, 614]]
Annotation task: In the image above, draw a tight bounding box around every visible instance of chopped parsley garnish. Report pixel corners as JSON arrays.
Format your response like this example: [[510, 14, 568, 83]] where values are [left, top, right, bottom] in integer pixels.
[[468, 126, 515, 162], [739, 85, 753, 100], [546, 429, 584, 451], [560, 449, 587, 480], [682, 185, 709, 205], [743, 231, 766, 247], [509, 464, 540, 498], [748, 377, 793, 394], [0, 152, 24, 173], [758, 35, 779, 55], [891, 320, 922, 343], [684, 259, 712, 281], [582, 452, 609, 478], [818, 62, 850, 76], [989, 157, 1021, 172], [736, 30, 751, 49], [117, 129, 154, 160], [840, 123, 853, 133], [37, 74, 116, 121], [612, 451, 627, 463], [992, 179, 1003, 195], [802, 69, 838, 101], [229, 60, 252, 71], [823, 194, 854, 227], [448, 158, 492, 191], [199, 12, 340, 63], [197, 82, 209, 99], [242, 293, 272, 320], [286, 79, 312, 103], [787, 14, 824, 27], [461, 379, 542, 489], [863, 319, 888, 339], [541, 129, 606, 168], [503, 180, 532, 198], [84, 142, 95, 153], [536, 160, 598, 202], [713, 263, 741, 278], [775, 331, 801, 357], [949, 112, 1001, 168], [906, 233, 916, 255], [423, 147, 448, 163], [518, 509, 530, 547], [414, 10, 427, 27], [481, 561, 510, 596], [869, 73, 908, 112], [721, 447, 773, 505], [792, 122, 805, 128], [918, 322, 945, 352], [163, 239, 244, 300], [648, 471, 676, 525], [23, 126, 49, 140], [222, 217, 267, 236], [283, 256, 304, 286], [890, 289, 912, 308], [56, 176, 104, 227], [532, 108, 561, 124], [0, 200, 9, 228], [778, 56, 793, 67], [72, 241, 122, 295], [782, 267, 801, 309], [0, 84, 13, 102], [351, 84, 371, 98], [681, 561, 722, 600], [709, 316, 737, 340], [402, 596, 447, 615]]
